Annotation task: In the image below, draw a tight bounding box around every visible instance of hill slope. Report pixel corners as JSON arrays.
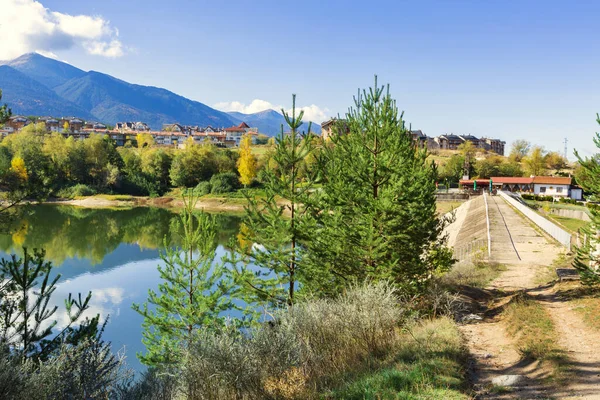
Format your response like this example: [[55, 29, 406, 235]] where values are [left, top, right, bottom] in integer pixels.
[[0, 65, 93, 118], [54, 71, 237, 129], [7, 53, 86, 89]]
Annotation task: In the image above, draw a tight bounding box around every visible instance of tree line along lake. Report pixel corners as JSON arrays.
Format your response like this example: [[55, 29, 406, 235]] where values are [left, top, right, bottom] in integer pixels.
[[0, 204, 243, 373]]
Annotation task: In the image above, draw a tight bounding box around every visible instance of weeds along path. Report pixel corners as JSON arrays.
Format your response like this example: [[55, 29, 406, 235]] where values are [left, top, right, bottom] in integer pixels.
[[530, 284, 600, 400]]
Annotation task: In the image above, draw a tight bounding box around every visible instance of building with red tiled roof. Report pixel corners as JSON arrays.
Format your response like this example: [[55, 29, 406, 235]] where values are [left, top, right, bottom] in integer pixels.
[[223, 121, 258, 146], [490, 177, 534, 192], [532, 176, 572, 197], [490, 176, 577, 199]]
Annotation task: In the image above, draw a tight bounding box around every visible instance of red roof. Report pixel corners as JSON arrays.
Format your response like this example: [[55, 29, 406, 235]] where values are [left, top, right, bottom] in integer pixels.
[[490, 177, 533, 184], [459, 179, 491, 185], [238, 122, 250, 128], [224, 127, 246, 132], [532, 176, 571, 185]]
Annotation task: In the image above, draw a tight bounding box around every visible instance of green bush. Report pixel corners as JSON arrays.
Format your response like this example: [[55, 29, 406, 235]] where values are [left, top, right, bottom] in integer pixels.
[[559, 197, 579, 205], [194, 181, 212, 196], [522, 193, 554, 202], [209, 172, 240, 194], [57, 184, 97, 198]]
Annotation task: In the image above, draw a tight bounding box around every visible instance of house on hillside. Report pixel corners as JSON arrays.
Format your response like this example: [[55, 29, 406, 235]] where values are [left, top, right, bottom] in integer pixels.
[[6, 116, 29, 131], [64, 118, 84, 133], [321, 118, 349, 140], [410, 130, 429, 147], [435, 134, 463, 150], [38, 116, 60, 132], [83, 121, 107, 130], [224, 122, 258, 146], [482, 138, 505, 156], [162, 123, 187, 134], [191, 131, 226, 145], [459, 134, 483, 148]]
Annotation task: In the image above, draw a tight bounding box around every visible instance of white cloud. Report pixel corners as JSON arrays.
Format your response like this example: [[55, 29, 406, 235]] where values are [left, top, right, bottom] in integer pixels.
[[0, 0, 125, 59], [214, 99, 330, 123]]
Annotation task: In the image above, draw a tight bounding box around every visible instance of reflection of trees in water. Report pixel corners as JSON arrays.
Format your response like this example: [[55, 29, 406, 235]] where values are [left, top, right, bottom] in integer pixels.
[[0, 205, 241, 265]]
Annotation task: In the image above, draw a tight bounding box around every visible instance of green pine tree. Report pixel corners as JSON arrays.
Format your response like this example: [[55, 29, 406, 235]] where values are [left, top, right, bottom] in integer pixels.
[[133, 194, 237, 368], [305, 77, 452, 295], [573, 114, 600, 284], [0, 248, 98, 361], [0, 89, 11, 125], [233, 95, 317, 307]]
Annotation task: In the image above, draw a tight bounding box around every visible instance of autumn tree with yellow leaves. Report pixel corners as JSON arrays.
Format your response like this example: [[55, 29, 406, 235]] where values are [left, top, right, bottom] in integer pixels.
[[237, 134, 257, 187]]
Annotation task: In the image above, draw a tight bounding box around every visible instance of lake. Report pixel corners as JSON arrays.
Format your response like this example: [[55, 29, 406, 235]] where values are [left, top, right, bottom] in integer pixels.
[[0, 205, 242, 373]]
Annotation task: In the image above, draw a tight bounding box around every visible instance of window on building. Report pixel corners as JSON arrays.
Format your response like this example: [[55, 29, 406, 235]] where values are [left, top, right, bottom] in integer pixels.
[[540, 187, 547, 193], [557, 187, 563, 193]]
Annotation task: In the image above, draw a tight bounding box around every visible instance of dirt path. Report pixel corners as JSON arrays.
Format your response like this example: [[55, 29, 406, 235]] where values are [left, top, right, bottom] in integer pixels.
[[457, 195, 600, 399], [533, 286, 600, 399]]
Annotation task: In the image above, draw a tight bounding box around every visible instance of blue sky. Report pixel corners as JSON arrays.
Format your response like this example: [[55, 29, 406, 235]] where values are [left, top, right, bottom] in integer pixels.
[[2, 0, 600, 158]]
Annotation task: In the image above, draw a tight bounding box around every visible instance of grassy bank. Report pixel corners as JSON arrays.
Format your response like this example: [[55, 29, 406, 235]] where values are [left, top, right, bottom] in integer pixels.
[[437, 200, 466, 214], [326, 317, 469, 400], [546, 214, 589, 234]]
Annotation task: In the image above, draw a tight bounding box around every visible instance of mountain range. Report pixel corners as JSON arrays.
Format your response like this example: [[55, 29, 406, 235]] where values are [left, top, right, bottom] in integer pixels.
[[0, 53, 321, 135]]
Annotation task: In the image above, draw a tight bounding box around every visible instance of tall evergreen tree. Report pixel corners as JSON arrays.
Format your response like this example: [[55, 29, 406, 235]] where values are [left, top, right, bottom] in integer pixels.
[[573, 114, 600, 284], [133, 194, 237, 368], [305, 77, 452, 295], [234, 95, 316, 306], [0, 89, 11, 124]]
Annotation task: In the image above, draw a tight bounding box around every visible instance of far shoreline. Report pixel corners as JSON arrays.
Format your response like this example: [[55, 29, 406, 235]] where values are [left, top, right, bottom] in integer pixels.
[[43, 194, 251, 214]]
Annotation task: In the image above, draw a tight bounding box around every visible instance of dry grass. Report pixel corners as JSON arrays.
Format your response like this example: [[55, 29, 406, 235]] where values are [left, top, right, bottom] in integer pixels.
[[326, 317, 469, 399], [436, 201, 465, 214], [572, 296, 600, 331], [183, 282, 408, 399], [503, 295, 570, 383], [441, 260, 506, 288]]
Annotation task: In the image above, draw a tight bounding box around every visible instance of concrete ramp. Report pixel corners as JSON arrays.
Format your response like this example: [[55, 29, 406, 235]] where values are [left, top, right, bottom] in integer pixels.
[[488, 195, 563, 265]]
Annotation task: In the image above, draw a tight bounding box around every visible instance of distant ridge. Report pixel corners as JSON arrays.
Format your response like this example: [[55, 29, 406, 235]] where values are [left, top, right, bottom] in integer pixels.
[[0, 53, 323, 134], [227, 109, 321, 136], [0, 65, 93, 118]]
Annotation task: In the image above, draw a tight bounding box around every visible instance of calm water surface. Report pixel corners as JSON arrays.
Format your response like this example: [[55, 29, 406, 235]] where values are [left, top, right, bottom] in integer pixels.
[[0, 205, 242, 372]]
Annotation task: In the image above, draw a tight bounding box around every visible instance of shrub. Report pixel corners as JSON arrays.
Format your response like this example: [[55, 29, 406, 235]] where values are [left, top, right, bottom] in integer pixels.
[[57, 184, 97, 198], [0, 335, 130, 400], [209, 172, 241, 194], [559, 197, 579, 205], [184, 282, 405, 399], [193, 181, 212, 196]]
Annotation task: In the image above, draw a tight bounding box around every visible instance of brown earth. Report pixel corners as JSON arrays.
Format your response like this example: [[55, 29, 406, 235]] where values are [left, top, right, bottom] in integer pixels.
[[453, 194, 600, 399]]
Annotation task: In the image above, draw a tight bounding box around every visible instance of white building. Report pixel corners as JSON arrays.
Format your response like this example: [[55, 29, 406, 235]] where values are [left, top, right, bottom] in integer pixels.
[[532, 176, 572, 197]]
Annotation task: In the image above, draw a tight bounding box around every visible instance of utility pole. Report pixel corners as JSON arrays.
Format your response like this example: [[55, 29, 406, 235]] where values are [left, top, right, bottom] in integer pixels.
[[564, 137, 568, 160]]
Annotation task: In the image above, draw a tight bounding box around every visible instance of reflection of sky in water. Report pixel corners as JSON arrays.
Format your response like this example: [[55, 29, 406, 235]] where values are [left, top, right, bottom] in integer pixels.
[[50, 250, 163, 373], [0, 206, 243, 374], [49, 245, 234, 373]]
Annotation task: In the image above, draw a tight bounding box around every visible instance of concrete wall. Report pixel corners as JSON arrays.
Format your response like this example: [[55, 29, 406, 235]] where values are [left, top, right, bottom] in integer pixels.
[[498, 191, 572, 249], [436, 193, 470, 201], [550, 208, 591, 222]]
